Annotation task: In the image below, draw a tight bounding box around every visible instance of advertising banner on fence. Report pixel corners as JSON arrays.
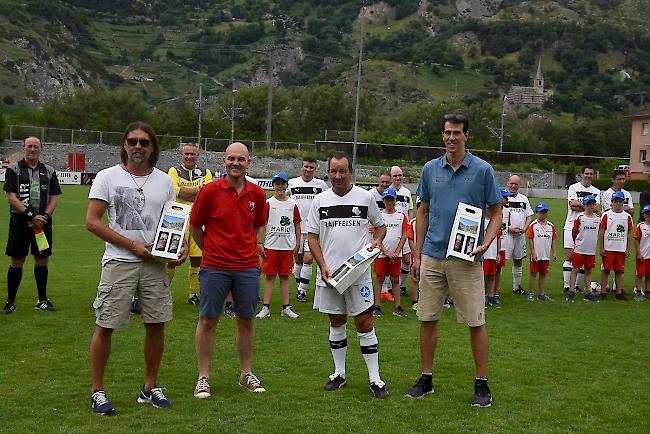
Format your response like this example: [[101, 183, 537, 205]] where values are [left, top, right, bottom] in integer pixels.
[[0, 168, 5, 182], [57, 170, 82, 185]]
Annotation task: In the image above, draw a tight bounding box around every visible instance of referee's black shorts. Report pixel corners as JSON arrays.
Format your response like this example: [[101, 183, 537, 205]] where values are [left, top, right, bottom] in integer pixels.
[[5, 215, 53, 258]]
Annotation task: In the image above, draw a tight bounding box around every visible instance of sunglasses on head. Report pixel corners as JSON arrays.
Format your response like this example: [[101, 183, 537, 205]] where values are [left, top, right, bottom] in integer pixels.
[[126, 138, 151, 147], [443, 113, 467, 122]]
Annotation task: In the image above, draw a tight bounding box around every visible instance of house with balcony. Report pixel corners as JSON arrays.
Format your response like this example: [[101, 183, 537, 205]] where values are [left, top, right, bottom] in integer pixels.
[[629, 109, 650, 180]]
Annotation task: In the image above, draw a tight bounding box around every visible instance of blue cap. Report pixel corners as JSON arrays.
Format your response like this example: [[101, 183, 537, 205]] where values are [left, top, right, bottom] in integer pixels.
[[611, 191, 625, 201], [535, 202, 549, 212], [382, 187, 397, 199], [271, 172, 289, 183], [220, 168, 227, 177], [582, 194, 597, 205], [642, 205, 650, 214], [500, 188, 513, 197]]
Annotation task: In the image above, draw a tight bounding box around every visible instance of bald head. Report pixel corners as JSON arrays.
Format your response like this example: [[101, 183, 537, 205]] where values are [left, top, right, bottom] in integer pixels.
[[508, 175, 520, 194], [223, 142, 251, 181], [390, 165, 403, 189], [24, 136, 41, 147], [23, 136, 42, 165]]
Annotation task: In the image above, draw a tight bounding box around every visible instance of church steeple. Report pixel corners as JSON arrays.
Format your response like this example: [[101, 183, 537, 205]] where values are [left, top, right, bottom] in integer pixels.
[[534, 58, 544, 94]]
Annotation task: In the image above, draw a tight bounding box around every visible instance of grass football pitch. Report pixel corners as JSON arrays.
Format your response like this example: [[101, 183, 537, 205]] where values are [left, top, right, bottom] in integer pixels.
[[1, 186, 649, 433]]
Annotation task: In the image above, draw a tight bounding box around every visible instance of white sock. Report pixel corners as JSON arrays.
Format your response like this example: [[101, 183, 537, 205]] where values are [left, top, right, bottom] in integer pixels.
[[382, 277, 391, 293], [358, 328, 380, 383], [293, 264, 301, 281], [562, 261, 573, 288], [576, 267, 585, 289], [298, 264, 312, 293], [512, 265, 522, 290], [329, 324, 347, 378]]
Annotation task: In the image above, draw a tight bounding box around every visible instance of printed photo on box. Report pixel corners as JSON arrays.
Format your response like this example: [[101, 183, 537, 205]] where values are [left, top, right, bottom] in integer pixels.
[[167, 234, 181, 254], [155, 231, 169, 251]]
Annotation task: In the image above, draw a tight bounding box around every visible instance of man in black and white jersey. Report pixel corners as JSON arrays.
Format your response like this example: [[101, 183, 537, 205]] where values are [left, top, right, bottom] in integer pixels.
[[369, 172, 391, 210], [504, 175, 532, 295], [390, 166, 413, 297], [308, 151, 389, 399], [562, 166, 600, 292], [288, 156, 329, 302]]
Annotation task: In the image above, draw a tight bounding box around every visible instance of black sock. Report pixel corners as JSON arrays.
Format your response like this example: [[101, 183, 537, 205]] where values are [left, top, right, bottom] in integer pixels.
[[34, 265, 48, 301], [225, 301, 233, 308], [264, 303, 270, 308], [282, 304, 289, 309], [7, 266, 22, 302]]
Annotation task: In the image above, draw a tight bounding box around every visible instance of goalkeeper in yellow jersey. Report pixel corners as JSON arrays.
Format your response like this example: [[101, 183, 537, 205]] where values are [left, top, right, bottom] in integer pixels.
[[167, 143, 213, 305]]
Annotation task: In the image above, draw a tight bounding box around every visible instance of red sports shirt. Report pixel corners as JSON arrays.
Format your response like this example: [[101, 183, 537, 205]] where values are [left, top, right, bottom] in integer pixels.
[[190, 177, 266, 270]]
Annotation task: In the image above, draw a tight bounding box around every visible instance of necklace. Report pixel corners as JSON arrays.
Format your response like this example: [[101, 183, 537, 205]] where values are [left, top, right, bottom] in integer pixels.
[[124, 165, 152, 192]]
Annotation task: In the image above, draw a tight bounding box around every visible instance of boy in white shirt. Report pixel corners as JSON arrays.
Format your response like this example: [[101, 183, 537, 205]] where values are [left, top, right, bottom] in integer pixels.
[[598, 191, 633, 301], [483, 188, 511, 307], [568, 195, 600, 302], [257, 173, 302, 318], [634, 205, 650, 301], [526, 202, 557, 302], [373, 188, 409, 317]]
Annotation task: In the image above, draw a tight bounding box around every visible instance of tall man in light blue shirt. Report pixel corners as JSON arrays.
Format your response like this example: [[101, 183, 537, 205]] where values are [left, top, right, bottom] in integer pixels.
[[404, 112, 502, 407]]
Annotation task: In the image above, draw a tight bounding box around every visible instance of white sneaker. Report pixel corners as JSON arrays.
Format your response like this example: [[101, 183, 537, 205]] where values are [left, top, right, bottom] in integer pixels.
[[194, 376, 211, 399], [256, 306, 270, 318], [281, 305, 299, 318]]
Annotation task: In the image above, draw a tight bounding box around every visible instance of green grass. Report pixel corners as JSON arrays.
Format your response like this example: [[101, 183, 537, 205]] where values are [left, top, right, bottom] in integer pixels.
[[1, 188, 649, 433]]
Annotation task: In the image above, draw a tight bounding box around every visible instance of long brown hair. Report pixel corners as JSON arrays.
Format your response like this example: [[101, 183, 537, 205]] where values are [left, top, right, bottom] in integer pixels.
[[120, 121, 160, 167]]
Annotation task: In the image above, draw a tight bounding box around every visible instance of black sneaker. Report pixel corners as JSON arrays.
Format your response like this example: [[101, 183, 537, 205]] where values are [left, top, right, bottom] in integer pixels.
[[404, 375, 434, 398], [324, 374, 346, 391], [131, 297, 141, 315], [472, 378, 492, 407], [400, 287, 408, 297], [513, 286, 526, 295], [373, 306, 382, 317], [296, 290, 307, 303], [370, 380, 389, 399], [1, 301, 16, 314], [393, 306, 407, 317], [615, 292, 628, 301], [188, 294, 199, 305], [224, 302, 235, 317], [35, 299, 55, 311]]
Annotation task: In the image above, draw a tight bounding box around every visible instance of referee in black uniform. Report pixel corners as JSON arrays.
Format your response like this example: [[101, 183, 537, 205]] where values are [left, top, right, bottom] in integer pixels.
[[1, 136, 61, 314]]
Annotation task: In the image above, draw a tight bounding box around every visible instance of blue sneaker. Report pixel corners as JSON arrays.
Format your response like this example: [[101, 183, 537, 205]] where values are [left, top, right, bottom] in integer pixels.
[[131, 297, 141, 315], [224, 303, 235, 317], [91, 390, 114, 415], [494, 295, 501, 307], [538, 294, 553, 302], [565, 291, 576, 303], [137, 385, 171, 408], [527, 292, 535, 302]]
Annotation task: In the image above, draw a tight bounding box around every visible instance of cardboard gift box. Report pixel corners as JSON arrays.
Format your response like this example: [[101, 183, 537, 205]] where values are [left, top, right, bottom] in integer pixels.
[[152, 201, 192, 261], [327, 243, 381, 294], [446, 202, 484, 262]]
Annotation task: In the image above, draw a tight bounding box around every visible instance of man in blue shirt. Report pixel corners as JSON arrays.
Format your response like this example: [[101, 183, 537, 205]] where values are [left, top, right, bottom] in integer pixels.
[[404, 112, 502, 407]]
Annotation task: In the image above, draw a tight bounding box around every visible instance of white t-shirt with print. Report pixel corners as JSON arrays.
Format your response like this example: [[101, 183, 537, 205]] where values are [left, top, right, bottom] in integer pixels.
[[264, 196, 301, 251], [602, 188, 633, 213], [378, 210, 409, 258], [307, 186, 384, 287], [288, 176, 329, 233], [89, 165, 175, 265], [564, 182, 600, 230]]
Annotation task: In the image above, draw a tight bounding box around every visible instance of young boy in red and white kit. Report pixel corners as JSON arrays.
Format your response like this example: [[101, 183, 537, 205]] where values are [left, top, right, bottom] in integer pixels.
[[372, 188, 409, 318], [568, 194, 600, 302], [634, 205, 650, 301], [526, 202, 557, 302], [598, 191, 633, 301], [257, 172, 302, 318], [483, 188, 511, 307], [407, 198, 420, 311]]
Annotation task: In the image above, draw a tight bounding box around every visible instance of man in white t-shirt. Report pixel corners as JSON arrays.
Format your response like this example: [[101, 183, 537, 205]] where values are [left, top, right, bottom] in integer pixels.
[[308, 151, 389, 399], [390, 166, 413, 296], [288, 156, 329, 302], [602, 169, 634, 215], [562, 166, 600, 291], [85, 122, 187, 415], [504, 175, 532, 295]]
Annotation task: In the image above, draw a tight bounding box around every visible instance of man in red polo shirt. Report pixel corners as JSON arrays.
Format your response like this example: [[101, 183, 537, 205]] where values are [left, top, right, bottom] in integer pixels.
[[189, 142, 267, 399]]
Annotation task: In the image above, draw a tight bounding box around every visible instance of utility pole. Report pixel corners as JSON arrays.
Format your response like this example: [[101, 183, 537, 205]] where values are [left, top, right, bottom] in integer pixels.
[[499, 95, 507, 152], [197, 83, 202, 149], [352, 15, 366, 184], [266, 47, 273, 151], [231, 79, 236, 144]]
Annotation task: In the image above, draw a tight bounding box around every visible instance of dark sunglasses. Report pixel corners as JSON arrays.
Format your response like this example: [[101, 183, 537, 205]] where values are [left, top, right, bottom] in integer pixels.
[[443, 113, 467, 122], [126, 138, 151, 147]]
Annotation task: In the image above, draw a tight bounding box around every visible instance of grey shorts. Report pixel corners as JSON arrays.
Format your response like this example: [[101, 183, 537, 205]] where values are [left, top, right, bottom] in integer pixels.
[[199, 266, 261, 319], [93, 260, 172, 329]]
